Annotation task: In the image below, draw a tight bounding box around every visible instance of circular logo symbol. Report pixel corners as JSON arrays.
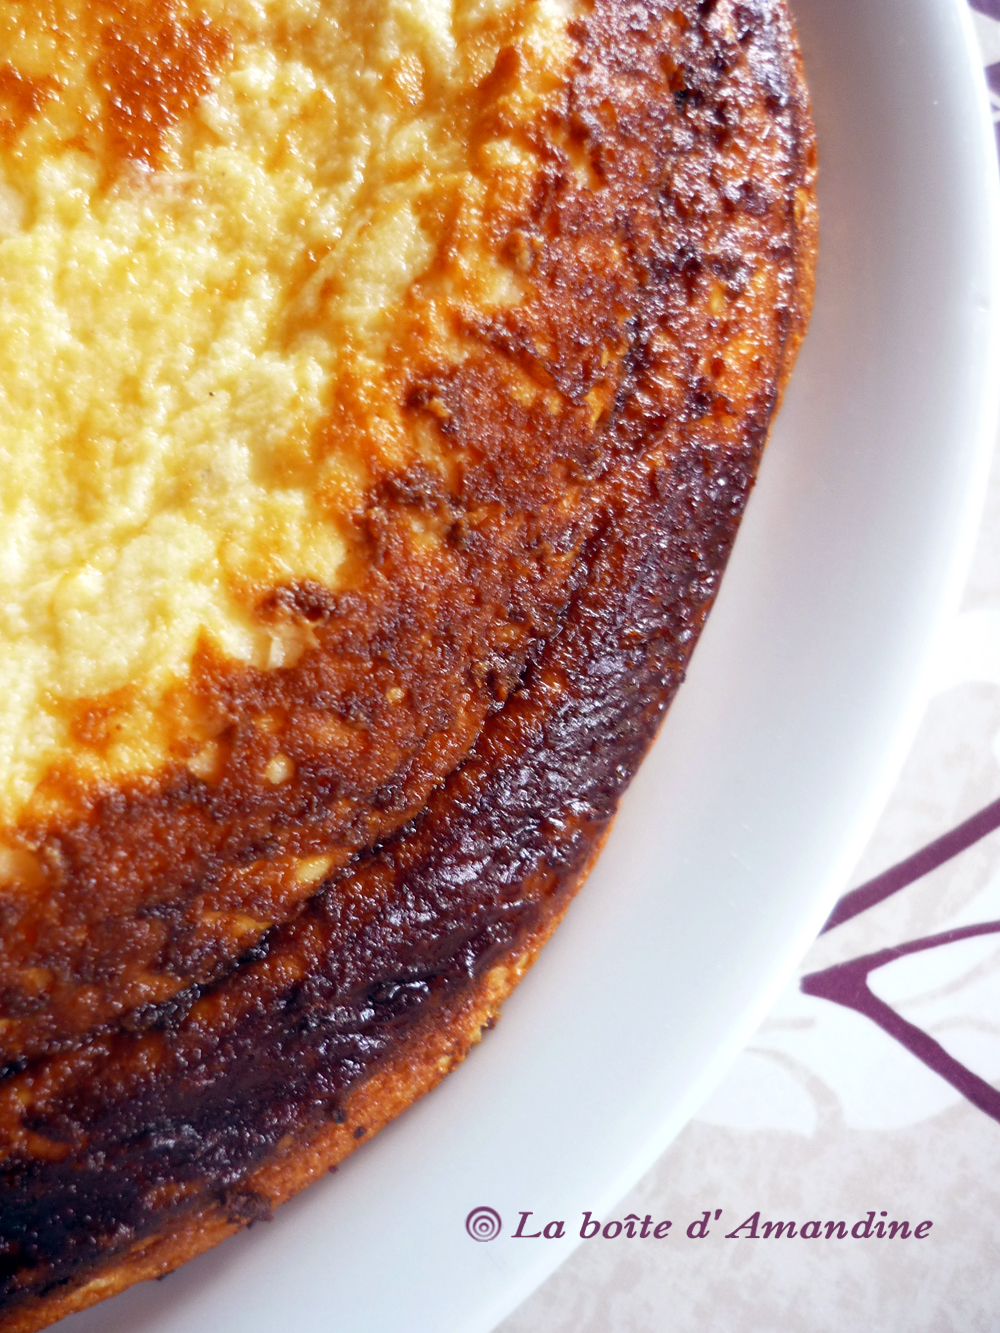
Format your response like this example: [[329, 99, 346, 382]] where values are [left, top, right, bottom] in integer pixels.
[[465, 1206, 502, 1242]]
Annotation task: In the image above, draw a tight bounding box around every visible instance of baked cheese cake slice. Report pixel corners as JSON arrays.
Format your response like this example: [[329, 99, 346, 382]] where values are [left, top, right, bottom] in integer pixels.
[[0, 0, 816, 1325]]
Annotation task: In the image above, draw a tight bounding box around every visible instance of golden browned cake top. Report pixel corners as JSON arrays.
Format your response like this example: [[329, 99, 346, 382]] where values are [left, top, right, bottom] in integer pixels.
[[0, 0, 576, 822], [0, 0, 816, 1326], [0, 0, 609, 1058], [0, 0, 815, 1111]]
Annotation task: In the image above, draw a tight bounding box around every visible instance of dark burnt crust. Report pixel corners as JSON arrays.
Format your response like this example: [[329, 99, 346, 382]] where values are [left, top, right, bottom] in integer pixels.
[[0, 910, 574, 1333], [0, 0, 816, 1320], [0, 358, 764, 1319], [0, 0, 814, 1069]]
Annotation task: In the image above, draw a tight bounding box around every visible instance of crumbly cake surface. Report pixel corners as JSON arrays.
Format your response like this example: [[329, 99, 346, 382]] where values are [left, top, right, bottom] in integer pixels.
[[0, 0, 817, 1325], [0, 0, 570, 818]]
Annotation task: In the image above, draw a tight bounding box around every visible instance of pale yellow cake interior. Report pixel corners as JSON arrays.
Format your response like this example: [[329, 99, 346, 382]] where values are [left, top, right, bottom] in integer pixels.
[[0, 0, 572, 823]]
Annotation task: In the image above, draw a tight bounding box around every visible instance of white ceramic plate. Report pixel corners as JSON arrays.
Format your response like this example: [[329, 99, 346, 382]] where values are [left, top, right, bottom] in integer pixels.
[[62, 1, 999, 1330]]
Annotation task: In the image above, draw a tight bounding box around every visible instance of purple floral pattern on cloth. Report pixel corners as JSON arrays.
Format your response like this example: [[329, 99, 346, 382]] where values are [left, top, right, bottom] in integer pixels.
[[987, 61, 1000, 128], [821, 797, 1000, 933], [970, 0, 1000, 143], [789, 0, 1000, 1136], [804, 805, 1000, 1128]]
